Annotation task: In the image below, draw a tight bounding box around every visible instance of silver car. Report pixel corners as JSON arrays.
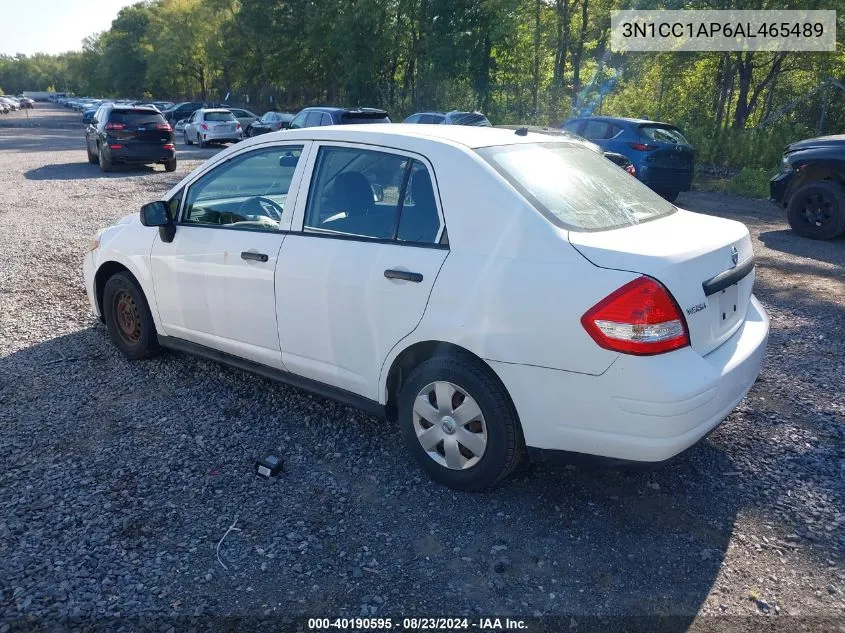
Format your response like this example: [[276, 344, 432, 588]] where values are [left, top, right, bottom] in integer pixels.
[[183, 108, 243, 147]]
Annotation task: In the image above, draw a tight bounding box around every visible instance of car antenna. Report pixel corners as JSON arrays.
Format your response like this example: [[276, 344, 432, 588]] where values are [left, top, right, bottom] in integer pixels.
[[515, 127, 528, 136]]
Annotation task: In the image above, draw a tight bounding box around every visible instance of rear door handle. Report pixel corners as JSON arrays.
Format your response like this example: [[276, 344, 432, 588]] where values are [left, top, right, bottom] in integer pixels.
[[384, 269, 423, 283], [241, 251, 269, 262]]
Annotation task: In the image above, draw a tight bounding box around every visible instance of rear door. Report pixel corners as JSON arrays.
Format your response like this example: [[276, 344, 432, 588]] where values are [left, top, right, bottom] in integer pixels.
[[276, 143, 448, 400]]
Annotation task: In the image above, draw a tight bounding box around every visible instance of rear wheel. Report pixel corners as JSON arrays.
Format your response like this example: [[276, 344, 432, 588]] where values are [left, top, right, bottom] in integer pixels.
[[98, 145, 112, 172], [164, 158, 177, 172], [787, 181, 845, 240], [397, 354, 523, 491], [103, 272, 159, 360]]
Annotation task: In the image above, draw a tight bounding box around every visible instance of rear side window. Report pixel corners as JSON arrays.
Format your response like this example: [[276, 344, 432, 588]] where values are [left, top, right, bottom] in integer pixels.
[[205, 111, 235, 122], [640, 125, 689, 145], [108, 110, 166, 126], [478, 142, 676, 232]]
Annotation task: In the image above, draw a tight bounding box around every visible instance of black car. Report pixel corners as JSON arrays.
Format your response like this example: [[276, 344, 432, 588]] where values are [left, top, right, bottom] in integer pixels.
[[85, 105, 176, 172], [246, 111, 295, 137], [404, 110, 491, 126], [770, 134, 845, 240], [161, 101, 206, 124], [288, 106, 390, 129]]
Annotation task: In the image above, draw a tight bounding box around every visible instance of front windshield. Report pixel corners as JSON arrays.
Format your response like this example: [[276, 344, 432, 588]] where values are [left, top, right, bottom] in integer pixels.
[[478, 142, 676, 232]]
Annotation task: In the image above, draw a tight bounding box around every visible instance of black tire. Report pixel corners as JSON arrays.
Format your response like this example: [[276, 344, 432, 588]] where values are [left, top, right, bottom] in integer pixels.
[[397, 353, 523, 492], [164, 158, 177, 172], [786, 181, 845, 240], [98, 145, 112, 172], [659, 189, 680, 203], [184, 132, 193, 145], [197, 133, 205, 148], [86, 144, 97, 164], [102, 272, 159, 360]]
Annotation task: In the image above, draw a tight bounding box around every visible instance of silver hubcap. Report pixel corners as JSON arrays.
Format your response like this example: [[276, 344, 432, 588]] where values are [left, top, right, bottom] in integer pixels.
[[413, 381, 487, 470]]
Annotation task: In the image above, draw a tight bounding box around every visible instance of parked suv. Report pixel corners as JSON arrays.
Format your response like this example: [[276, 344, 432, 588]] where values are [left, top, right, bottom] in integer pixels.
[[162, 101, 206, 124], [769, 134, 845, 240], [288, 107, 390, 129], [85, 105, 176, 172], [562, 116, 694, 202], [404, 111, 492, 126]]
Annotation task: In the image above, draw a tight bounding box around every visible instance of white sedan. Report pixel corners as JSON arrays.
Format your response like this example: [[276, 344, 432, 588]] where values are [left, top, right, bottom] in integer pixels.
[[83, 125, 768, 491], [183, 108, 243, 147]]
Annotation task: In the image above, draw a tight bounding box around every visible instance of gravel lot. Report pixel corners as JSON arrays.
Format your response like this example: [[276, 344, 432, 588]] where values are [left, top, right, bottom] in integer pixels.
[[1, 106, 843, 632]]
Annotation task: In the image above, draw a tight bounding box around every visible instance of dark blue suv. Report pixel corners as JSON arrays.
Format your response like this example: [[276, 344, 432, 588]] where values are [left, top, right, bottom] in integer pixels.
[[561, 116, 694, 202]]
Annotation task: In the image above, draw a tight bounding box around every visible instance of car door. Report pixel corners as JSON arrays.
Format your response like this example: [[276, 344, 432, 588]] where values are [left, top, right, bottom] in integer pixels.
[[150, 142, 311, 368], [276, 143, 448, 400]]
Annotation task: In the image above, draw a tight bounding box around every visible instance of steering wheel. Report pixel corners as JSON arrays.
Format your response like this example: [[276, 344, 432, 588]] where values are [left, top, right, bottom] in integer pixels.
[[252, 196, 284, 222]]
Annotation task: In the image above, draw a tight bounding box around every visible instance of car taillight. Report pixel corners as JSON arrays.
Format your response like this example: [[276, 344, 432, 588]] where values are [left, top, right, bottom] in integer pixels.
[[154, 122, 172, 131], [628, 142, 656, 151], [201, 123, 209, 130], [104, 123, 125, 130], [163, 143, 174, 149], [235, 123, 241, 129], [581, 276, 689, 355], [109, 144, 123, 149], [625, 164, 636, 176]]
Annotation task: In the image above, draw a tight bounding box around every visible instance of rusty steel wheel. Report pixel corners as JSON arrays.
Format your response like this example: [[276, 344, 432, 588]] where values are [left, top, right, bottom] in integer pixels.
[[114, 290, 141, 345], [103, 272, 159, 360]]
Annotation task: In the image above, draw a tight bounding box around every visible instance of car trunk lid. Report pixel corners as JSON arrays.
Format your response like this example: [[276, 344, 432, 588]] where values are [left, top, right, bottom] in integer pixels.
[[568, 210, 754, 356]]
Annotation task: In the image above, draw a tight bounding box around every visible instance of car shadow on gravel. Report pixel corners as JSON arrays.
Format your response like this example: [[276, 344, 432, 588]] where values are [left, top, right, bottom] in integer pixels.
[[1, 327, 749, 623], [24, 162, 163, 180], [758, 229, 845, 269]]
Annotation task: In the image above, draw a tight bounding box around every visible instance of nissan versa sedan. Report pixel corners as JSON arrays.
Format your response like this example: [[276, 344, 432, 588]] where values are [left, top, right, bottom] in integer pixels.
[[83, 126, 768, 491]]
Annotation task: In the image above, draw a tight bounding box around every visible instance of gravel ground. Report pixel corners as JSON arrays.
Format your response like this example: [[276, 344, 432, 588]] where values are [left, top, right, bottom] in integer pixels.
[[1, 107, 843, 632]]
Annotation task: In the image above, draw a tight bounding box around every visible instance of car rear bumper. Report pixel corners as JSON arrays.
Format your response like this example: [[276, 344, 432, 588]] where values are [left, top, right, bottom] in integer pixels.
[[200, 129, 243, 143], [488, 295, 769, 463], [769, 171, 793, 205], [107, 144, 175, 164], [638, 165, 694, 192]]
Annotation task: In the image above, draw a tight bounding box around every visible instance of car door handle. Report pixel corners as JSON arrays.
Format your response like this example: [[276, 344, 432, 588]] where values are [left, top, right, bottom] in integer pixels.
[[384, 269, 423, 283], [241, 251, 269, 262]]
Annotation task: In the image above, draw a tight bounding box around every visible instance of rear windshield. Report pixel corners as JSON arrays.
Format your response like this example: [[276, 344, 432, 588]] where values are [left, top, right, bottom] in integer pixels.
[[639, 125, 689, 145], [447, 112, 491, 126], [478, 142, 676, 232], [108, 110, 167, 126], [205, 111, 236, 122], [340, 113, 390, 124]]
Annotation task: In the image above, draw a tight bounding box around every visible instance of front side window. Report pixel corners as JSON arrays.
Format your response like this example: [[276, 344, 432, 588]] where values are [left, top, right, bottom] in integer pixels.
[[581, 120, 610, 140], [303, 146, 441, 243], [478, 142, 676, 232], [305, 111, 323, 127], [182, 146, 303, 231]]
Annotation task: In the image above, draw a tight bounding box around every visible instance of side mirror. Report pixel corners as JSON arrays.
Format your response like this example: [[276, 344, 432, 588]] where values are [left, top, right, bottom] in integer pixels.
[[140, 201, 176, 243]]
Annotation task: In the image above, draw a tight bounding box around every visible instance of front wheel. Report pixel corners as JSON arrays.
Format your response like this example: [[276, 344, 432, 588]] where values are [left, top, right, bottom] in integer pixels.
[[164, 158, 177, 172], [397, 354, 523, 492], [86, 144, 97, 164], [184, 131, 193, 145], [103, 272, 159, 360], [787, 181, 845, 240], [197, 133, 205, 148]]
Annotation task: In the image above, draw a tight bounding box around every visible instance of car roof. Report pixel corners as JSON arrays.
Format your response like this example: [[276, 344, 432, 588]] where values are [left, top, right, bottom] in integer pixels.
[[301, 106, 387, 115], [254, 123, 581, 150]]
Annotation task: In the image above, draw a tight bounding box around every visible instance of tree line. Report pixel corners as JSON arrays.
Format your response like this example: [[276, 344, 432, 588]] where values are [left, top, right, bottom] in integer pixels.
[[1, 0, 843, 168]]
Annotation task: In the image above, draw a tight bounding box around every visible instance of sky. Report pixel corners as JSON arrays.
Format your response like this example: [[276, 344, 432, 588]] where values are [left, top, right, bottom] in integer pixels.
[[2, 0, 138, 56]]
